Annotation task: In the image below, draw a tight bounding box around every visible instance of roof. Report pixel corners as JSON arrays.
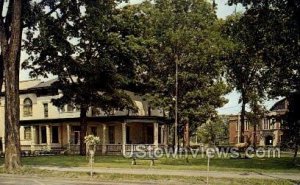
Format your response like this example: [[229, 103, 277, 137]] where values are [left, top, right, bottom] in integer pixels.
[[30, 78, 58, 89], [269, 98, 288, 111], [1, 78, 59, 95], [1, 79, 42, 92]]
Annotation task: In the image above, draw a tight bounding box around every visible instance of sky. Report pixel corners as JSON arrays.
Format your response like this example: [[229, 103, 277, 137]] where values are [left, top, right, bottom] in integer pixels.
[[19, 0, 278, 115]]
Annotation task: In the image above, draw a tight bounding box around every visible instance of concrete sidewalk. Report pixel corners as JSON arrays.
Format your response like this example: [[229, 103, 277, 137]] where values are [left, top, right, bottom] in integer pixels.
[[33, 166, 300, 181]]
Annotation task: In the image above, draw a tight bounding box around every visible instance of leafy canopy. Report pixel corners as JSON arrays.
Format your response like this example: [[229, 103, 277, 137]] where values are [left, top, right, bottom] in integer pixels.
[[24, 0, 141, 113], [134, 0, 231, 132]]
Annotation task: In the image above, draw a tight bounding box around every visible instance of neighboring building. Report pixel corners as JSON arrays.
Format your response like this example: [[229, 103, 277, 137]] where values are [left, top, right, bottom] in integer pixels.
[[0, 79, 170, 155], [229, 99, 287, 147]]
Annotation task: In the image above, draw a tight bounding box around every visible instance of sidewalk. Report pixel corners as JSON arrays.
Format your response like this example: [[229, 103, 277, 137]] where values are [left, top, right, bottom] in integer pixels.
[[33, 166, 300, 181]]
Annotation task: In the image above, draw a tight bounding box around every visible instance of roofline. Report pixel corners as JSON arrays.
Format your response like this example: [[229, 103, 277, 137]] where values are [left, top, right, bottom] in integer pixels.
[[0, 87, 58, 96], [269, 98, 287, 111]]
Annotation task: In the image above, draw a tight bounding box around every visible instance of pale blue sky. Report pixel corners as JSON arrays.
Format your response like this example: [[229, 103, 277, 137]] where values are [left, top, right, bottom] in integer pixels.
[[20, 0, 278, 114]]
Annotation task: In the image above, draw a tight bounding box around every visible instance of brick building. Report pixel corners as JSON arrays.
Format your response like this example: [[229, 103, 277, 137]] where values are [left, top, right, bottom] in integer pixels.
[[229, 99, 287, 147]]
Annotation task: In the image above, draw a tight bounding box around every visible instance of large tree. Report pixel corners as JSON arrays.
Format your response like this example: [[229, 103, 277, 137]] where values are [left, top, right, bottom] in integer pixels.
[[228, 0, 300, 162], [0, 0, 22, 171], [222, 14, 268, 143], [24, 0, 141, 155], [134, 0, 231, 148], [0, 0, 80, 171]]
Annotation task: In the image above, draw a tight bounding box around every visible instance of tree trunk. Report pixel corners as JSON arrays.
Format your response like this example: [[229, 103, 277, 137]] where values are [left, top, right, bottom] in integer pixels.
[[183, 119, 189, 148], [0, 57, 3, 92], [253, 123, 257, 149], [2, 0, 22, 172], [293, 144, 298, 164], [80, 106, 88, 155], [240, 93, 246, 143]]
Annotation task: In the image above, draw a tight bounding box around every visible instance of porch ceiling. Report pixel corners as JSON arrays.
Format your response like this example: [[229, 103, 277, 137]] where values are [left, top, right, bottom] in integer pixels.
[[20, 115, 172, 125]]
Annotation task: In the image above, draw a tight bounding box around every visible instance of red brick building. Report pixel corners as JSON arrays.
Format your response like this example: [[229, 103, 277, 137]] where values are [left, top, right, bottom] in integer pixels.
[[229, 99, 287, 147]]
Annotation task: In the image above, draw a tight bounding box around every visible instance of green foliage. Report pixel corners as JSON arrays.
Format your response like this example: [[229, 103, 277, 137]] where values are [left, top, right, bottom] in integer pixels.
[[197, 116, 228, 146], [24, 0, 139, 113], [84, 135, 100, 145], [223, 14, 268, 102], [282, 93, 300, 164], [227, 0, 300, 158], [133, 0, 231, 133], [227, 0, 300, 96], [222, 13, 269, 142]]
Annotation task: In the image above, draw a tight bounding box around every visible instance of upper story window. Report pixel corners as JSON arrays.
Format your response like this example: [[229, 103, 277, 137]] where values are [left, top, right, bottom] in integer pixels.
[[23, 98, 32, 117], [263, 118, 276, 130], [263, 118, 269, 130], [43, 103, 48, 118], [58, 105, 65, 113], [245, 121, 250, 131], [67, 104, 74, 112]]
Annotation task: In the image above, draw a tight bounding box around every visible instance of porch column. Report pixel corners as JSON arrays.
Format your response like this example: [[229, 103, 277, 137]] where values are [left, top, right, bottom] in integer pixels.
[[46, 125, 51, 150], [122, 122, 126, 154], [153, 122, 159, 147], [66, 124, 71, 150], [163, 124, 168, 146], [102, 124, 107, 154], [160, 126, 164, 145], [31, 126, 36, 152]]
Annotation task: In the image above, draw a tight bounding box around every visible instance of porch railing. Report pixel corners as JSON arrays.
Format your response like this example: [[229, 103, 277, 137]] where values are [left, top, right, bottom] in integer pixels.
[[20, 144, 166, 155]]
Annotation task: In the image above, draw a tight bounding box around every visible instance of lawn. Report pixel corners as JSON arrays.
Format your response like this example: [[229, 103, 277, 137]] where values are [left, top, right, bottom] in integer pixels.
[[0, 153, 299, 173], [0, 154, 299, 185]]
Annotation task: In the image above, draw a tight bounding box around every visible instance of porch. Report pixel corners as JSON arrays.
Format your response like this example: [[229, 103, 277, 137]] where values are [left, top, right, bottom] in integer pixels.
[[20, 116, 170, 155]]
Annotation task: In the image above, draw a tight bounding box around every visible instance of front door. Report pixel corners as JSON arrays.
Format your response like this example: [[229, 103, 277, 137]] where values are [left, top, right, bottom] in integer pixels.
[[265, 135, 273, 146]]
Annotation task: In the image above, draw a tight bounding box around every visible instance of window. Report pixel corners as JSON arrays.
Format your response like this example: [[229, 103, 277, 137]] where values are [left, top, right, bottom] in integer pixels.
[[58, 106, 65, 113], [67, 104, 74, 112], [24, 127, 31, 140], [91, 127, 97, 136], [71, 126, 81, 144], [23, 98, 32, 117], [52, 126, 59, 143], [263, 119, 270, 130], [245, 121, 249, 131], [41, 126, 47, 143], [270, 120, 274, 129], [108, 126, 115, 144], [43, 103, 48, 118]]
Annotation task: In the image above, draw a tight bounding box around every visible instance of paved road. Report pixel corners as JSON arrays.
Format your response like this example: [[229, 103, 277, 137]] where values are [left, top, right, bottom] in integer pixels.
[[35, 166, 300, 181], [0, 175, 153, 185]]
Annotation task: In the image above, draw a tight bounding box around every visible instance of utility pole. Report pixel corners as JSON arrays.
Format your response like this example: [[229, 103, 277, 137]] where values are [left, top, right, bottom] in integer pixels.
[[174, 54, 179, 153]]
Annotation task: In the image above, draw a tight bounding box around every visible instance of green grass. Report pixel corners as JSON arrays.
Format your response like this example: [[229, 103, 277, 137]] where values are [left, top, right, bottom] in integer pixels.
[[0, 154, 299, 173], [0, 167, 297, 185]]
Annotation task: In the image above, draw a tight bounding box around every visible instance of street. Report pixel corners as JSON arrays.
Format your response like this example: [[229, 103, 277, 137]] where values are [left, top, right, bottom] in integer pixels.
[[0, 175, 153, 185]]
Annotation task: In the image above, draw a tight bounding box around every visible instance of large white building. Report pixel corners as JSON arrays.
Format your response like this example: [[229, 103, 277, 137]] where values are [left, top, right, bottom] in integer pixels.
[[0, 79, 170, 155]]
